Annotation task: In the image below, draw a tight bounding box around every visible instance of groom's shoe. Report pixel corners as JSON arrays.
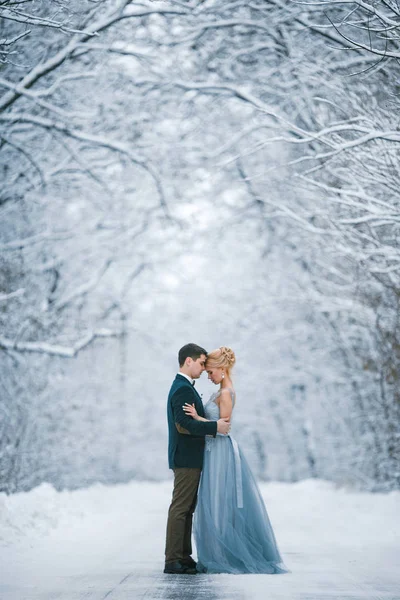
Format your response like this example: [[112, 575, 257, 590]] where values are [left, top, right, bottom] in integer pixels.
[[163, 560, 197, 575], [181, 556, 197, 569]]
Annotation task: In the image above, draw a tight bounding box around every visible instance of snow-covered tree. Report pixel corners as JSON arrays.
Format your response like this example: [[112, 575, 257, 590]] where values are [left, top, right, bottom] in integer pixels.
[[1, 0, 398, 492]]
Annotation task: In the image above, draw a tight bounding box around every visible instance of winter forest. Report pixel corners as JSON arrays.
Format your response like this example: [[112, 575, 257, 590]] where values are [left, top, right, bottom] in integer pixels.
[[1, 0, 399, 496]]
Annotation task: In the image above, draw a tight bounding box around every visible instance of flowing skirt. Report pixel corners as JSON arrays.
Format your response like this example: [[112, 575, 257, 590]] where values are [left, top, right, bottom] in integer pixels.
[[193, 434, 289, 574]]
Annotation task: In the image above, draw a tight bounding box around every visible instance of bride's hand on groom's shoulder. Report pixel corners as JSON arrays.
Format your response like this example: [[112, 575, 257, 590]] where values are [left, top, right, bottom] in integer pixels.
[[183, 403, 198, 419]]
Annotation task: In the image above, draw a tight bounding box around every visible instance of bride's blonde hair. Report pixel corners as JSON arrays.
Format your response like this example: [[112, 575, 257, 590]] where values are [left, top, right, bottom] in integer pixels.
[[205, 346, 236, 377]]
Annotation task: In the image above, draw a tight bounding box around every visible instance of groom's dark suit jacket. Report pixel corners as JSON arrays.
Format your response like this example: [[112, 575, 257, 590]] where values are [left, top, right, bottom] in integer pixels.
[[167, 374, 217, 469]]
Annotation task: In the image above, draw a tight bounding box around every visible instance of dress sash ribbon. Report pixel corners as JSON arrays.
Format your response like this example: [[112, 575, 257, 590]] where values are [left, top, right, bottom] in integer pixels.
[[229, 435, 243, 509]]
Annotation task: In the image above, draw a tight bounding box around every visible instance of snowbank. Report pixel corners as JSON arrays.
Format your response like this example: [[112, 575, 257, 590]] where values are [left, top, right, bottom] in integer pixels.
[[0, 478, 398, 587], [1, 478, 398, 549]]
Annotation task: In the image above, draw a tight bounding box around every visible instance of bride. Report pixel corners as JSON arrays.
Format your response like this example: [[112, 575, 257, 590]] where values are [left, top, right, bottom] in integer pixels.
[[183, 346, 289, 575]]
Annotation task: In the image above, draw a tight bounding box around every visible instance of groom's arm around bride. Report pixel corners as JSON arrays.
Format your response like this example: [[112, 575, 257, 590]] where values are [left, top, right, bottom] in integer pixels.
[[167, 374, 230, 469]]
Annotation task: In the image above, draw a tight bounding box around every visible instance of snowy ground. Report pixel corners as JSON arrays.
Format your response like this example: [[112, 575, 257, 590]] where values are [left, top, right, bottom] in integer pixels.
[[0, 479, 399, 600]]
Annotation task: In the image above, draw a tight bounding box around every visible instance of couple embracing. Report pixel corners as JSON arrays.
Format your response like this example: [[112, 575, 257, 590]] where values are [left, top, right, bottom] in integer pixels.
[[164, 343, 288, 575]]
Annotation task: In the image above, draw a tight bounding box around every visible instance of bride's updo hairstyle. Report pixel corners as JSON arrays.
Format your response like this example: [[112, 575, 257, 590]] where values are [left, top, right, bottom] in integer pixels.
[[206, 346, 236, 377]]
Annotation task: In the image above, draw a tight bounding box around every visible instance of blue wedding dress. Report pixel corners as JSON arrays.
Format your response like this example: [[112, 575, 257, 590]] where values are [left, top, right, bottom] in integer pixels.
[[193, 389, 289, 574]]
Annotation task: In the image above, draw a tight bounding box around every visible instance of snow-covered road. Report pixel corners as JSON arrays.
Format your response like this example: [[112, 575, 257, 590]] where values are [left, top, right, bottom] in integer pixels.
[[1, 479, 399, 599]]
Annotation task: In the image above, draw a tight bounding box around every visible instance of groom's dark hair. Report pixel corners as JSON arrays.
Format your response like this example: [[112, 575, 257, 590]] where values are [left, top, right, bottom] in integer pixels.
[[178, 343, 207, 367]]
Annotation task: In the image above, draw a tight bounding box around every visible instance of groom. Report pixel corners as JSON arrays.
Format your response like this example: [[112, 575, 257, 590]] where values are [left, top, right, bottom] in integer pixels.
[[164, 343, 230, 575]]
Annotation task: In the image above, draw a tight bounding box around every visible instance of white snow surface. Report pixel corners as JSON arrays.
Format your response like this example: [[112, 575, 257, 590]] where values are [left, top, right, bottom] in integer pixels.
[[0, 478, 399, 599]]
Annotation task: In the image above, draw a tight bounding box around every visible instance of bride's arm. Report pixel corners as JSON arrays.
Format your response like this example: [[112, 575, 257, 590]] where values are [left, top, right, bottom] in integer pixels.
[[182, 403, 209, 422], [218, 389, 233, 419]]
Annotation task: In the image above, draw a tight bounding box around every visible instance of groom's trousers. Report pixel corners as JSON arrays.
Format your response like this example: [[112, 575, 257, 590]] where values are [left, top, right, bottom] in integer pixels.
[[165, 468, 202, 564]]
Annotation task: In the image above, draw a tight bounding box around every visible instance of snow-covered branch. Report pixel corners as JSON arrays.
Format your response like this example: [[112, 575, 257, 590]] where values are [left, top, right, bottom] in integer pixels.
[[51, 259, 112, 311], [0, 112, 169, 216], [0, 289, 25, 302], [0, 329, 120, 357]]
